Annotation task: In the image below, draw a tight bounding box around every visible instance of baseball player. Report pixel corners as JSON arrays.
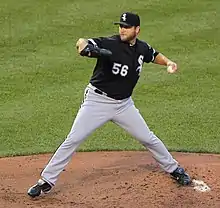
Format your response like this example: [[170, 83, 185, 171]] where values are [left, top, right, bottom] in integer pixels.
[[28, 12, 191, 198]]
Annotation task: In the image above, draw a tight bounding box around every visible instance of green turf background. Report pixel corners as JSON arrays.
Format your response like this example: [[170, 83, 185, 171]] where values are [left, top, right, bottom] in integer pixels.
[[0, 0, 220, 156]]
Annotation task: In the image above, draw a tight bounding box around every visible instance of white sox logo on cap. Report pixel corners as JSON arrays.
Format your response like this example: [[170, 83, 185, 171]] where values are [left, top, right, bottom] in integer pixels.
[[122, 13, 127, 21]]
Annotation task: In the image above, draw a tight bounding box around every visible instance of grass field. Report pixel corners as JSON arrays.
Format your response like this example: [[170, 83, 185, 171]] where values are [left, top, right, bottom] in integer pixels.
[[0, 0, 220, 157]]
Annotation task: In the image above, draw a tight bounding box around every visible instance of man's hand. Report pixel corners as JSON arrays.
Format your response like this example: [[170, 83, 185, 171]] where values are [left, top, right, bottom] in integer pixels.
[[154, 53, 178, 74], [76, 38, 88, 54], [167, 61, 178, 74]]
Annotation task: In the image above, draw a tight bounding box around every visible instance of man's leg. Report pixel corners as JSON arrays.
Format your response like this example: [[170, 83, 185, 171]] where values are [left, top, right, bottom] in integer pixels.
[[112, 102, 191, 185], [28, 89, 113, 197], [41, 103, 110, 185]]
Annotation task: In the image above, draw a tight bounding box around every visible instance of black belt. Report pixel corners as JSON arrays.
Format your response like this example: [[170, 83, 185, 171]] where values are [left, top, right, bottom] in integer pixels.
[[94, 88, 108, 96], [94, 88, 121, 100]]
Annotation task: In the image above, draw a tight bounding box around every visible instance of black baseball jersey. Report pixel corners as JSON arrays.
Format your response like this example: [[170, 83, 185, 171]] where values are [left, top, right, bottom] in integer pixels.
[[88, 35, 159, 100]]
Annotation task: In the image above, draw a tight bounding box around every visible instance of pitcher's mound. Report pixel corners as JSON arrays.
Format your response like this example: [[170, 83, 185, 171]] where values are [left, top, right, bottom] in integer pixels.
[[0, 151, 220, 208]]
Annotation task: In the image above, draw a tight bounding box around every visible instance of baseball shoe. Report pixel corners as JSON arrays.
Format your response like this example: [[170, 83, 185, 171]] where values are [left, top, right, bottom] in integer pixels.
[[170, 167, 191, 185], [27, 179, 52, 198]]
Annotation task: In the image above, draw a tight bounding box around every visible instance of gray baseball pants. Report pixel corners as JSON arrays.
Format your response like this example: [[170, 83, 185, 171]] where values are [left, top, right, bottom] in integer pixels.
[[41, 83, 178, 185]]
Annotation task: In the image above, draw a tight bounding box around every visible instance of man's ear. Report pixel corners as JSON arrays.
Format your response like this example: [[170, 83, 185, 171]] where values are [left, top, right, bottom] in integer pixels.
[[136, 26, 140, 35]]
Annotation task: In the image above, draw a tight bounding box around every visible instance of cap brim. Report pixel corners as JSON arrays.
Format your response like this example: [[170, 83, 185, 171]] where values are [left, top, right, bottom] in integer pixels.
[[114, 22, 131, 26]]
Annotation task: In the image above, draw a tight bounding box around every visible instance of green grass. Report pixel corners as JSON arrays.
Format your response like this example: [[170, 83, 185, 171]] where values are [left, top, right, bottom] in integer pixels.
[[1, 0, 220, 157]]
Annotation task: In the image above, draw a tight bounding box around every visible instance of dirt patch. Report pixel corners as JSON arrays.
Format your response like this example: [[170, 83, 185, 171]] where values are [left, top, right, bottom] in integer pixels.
[[0, 151, 220, 208]]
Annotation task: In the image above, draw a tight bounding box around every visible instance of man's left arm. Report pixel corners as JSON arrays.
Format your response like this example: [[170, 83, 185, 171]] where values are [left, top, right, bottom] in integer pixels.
[[153, 53, 178, 73]]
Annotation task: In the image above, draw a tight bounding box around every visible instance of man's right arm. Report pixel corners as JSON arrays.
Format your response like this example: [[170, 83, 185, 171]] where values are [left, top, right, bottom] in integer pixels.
[[76, 38, 112, 58]]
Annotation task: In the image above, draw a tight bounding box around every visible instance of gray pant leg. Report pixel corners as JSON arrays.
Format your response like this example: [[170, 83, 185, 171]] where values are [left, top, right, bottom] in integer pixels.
[[41, 90, 112, 185], [112, 100, 178, 173]]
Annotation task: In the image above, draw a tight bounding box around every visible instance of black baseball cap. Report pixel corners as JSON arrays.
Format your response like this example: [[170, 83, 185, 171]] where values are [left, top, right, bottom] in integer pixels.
[[114, 12, 140, 27]]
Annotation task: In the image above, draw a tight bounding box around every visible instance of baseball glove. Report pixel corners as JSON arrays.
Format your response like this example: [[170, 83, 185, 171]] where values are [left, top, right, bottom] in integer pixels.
[[76, 38, 112, 58]]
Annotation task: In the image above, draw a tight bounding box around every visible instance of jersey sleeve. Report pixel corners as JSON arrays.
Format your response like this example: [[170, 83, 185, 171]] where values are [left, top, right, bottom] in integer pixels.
[[88, 37, 106, 48], [143, 43, 159, 63]]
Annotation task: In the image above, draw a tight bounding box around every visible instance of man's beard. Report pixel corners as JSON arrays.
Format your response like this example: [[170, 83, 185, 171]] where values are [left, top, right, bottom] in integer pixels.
[[120, 33, 136, 42]]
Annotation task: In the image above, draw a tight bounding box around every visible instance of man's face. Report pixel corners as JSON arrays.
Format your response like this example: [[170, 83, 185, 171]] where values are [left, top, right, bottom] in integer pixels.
[[119, 25, 140, 42]]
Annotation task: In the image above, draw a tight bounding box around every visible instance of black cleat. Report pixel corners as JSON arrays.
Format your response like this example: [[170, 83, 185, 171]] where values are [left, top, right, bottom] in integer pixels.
[[27, 179, 52, 198], [170, 167, 191, 185]]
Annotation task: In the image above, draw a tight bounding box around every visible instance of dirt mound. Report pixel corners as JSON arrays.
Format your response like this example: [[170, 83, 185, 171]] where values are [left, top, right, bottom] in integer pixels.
[[0, 151, 220, 208]]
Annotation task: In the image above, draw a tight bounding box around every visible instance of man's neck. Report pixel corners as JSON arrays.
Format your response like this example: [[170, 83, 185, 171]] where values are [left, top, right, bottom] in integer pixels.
[[129, 38, 137, 46]]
